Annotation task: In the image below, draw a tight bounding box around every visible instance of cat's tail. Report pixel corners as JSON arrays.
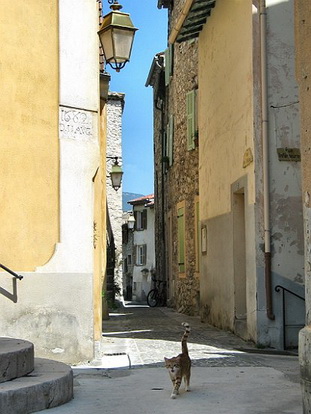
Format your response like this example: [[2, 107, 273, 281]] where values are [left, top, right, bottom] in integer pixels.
[[181, 322, 190, 354]]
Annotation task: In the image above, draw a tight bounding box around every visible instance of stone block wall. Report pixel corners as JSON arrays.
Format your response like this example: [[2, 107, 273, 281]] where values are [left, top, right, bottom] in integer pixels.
[[106, 92, 124, 295], [156, 0, 200, 316]]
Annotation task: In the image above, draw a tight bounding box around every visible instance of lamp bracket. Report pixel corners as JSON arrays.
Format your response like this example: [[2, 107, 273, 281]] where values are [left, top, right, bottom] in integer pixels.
[[106, 156, 121, 164], [108, 0, 123, 10]]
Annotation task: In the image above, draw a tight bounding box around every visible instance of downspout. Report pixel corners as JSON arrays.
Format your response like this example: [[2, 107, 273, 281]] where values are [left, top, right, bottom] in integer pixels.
[[260, 0, 275, 320]]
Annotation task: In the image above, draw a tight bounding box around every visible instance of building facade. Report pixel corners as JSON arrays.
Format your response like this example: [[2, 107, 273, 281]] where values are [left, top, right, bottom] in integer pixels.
[[295, 0, 311, 410], [124, 195, 155, 302], [156, 0, 304, 350], [0, 0, 108, 364], [147, 8, 200, 315]]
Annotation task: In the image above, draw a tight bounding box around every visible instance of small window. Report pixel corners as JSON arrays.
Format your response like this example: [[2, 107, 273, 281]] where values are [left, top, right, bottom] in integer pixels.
[[136, 244, 147, 266], [128, 255, 132, 265], [134, 210, 147, 231]]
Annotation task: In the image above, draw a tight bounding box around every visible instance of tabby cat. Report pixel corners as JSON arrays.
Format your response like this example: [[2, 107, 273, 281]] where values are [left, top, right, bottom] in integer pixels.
[[164, 322, 191, 399]]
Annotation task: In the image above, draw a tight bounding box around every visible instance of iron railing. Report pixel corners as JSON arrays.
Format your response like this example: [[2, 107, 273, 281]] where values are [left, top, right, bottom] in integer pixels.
[[0, 263, 23, 280], [275, 284, 305, 350]]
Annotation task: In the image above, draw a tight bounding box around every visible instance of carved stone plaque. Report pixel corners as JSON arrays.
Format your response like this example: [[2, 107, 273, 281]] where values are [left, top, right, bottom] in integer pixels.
[[59, 106, 95, 142]]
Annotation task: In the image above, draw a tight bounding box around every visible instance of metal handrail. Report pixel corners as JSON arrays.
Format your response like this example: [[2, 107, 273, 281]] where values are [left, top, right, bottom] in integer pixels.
[[275, 284, 305, 350], [275, 285, 305, 301], [0, 263, 23, 280]]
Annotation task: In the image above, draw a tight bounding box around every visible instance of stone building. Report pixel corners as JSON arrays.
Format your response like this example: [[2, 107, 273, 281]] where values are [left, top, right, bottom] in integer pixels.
[[155, 0, 304, 350], [147, 2, 200, 315], [106, 92, 125, 298], [125, 195, 155, 302]]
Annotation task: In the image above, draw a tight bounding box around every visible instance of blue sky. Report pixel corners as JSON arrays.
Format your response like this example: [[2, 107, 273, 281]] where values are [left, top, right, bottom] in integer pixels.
[[107, 1, 168, 195]]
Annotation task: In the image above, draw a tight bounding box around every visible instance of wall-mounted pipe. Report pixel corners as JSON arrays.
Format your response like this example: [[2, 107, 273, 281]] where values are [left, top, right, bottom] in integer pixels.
[[260, 0, 275, 320]]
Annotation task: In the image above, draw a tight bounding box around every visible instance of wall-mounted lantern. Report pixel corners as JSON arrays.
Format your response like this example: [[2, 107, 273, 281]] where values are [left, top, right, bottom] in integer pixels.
[[98, 0, 138, 72], [127, 214, 135, 230], [107, 156, 123, 191]]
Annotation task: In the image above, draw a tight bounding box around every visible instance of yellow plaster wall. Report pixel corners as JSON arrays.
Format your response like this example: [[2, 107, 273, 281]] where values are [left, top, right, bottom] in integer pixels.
[[198, 0, 254, 221], [0, 1, 59, 270], [94, 101, 108, 341]]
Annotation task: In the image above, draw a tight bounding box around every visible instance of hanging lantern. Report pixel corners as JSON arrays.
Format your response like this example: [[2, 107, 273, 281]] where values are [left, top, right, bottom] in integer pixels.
[[110, 157, 123, 191], [98, 1, 138, 72]]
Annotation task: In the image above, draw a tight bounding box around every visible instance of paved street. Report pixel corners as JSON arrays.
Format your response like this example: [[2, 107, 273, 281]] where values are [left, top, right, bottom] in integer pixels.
[[39, 303, 303, 413]]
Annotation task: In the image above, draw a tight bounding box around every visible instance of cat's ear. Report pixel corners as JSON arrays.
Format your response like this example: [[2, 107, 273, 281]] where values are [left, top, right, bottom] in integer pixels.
[[164, 357, 168, 362]]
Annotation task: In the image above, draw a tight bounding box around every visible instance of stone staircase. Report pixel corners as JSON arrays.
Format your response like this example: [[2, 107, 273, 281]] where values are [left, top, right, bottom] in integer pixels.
[[0, 337, 73, 414]]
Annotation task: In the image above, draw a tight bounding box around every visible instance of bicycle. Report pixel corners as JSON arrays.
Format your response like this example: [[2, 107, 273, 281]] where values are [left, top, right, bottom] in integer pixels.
[[147, 277, 167, 307]]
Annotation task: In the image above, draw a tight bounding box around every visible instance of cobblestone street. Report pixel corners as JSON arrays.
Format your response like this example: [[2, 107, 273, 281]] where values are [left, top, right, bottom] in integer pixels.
[[40, 303, 303, 414], [101, 303, 260, 368]]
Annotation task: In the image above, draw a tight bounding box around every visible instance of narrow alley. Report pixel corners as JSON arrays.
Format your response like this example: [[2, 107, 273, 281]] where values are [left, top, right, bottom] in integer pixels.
[[38, 303, 302, 414]]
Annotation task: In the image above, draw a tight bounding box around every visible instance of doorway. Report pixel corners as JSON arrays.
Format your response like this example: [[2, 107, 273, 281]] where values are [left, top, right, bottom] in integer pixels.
[[232, 184, 247, 338]]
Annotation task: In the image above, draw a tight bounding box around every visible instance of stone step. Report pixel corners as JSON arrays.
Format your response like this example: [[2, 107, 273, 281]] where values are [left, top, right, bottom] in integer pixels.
[[0, 358, 73, 414], [0, 337, 34, 383]]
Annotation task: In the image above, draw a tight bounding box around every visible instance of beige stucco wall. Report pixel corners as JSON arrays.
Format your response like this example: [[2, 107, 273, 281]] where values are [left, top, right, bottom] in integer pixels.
[[0, 0, 59, 270], [199, 0, 255, 218], [199, 0, 256, 337]]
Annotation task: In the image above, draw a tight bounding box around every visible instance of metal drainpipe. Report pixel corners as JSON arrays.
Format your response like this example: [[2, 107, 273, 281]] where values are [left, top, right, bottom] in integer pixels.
[[260, 0, 275, 320]]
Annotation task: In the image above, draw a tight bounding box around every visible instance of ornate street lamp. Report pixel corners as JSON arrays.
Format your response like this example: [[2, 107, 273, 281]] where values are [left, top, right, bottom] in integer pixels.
[[98, 0, 138, 72], [108, 157, 123, 191]]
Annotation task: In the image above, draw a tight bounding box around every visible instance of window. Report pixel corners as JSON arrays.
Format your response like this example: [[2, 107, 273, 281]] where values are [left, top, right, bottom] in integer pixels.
[[186, 89, 198, 151], [134, 209, 147, 230], [177, 202, 185, 275], [128, 255, 132, 265], [135, 244, 147, 266], [124, 258, 128, 273]]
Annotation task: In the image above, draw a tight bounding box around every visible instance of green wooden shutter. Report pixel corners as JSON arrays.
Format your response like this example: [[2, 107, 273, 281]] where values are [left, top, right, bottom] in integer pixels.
[[177, 206, 185, 273], [165, 48, 170, 86], [165, 44, 174, 86], [186, 90, 196, 150], [167, 115, 174, 166]]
